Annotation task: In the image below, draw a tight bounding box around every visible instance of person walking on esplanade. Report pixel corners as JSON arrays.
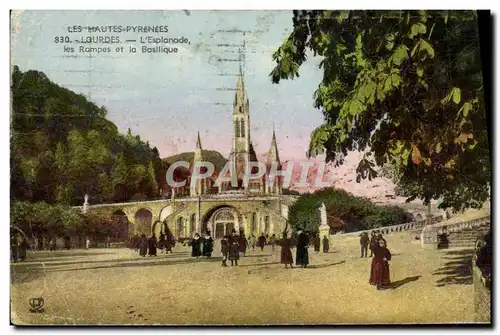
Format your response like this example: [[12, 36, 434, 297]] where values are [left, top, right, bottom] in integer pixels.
[[369, 239, 392, 290], [295, 230, 310, 268], [221, 235, 229, 267], [191, 233, 202, 258], [202, 231, 214, 258], [360, 232, 370, 258], [322, 235, 330, 253], [280, 231, 294, 269], [258, 233, 267, 252], [148, 234, 158, 257], [238, 232, 248, 257], [138, 234, 148, 257], [228, 229, 240, 266]]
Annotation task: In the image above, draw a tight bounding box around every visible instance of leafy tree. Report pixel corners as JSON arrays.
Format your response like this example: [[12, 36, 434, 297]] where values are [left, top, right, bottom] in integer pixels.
[[287, 187, 409, 232], [11, 67, 166, 204], [270, 10, 490, 212]]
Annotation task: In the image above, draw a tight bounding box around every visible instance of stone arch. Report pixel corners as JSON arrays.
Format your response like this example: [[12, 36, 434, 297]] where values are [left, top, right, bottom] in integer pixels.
[[135, 208, 153, 236], [201, 205, 241, 239], [159, 205, 173, 222], [111, 209, 130, 241]]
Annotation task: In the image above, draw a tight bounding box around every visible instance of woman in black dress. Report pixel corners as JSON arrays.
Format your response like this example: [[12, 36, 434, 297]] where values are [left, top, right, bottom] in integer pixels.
[[296, 230, 309, 268], [202, 232, 214, 258], [369, 239, 392, 290], [191, 233, 202, 258]]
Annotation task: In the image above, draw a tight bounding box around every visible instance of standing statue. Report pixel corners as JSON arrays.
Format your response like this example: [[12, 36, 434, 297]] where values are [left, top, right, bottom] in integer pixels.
[[319, 202, 328, 226], [83, 194, 89, 214]]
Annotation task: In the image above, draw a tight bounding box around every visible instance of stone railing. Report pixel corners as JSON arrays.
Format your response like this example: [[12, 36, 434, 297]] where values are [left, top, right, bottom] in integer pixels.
[[435, 215, 490, 233], [335, 215, 442, 237], [420, 214, 490, 249]]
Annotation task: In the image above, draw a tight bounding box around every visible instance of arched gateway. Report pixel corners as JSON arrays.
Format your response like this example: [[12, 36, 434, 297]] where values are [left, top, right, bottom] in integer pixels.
[[202, 206, 239, 239]]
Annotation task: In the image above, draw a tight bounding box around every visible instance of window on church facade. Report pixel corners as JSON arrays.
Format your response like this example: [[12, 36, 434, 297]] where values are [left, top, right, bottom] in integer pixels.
[[264, 216, 270, 233], [251, 213, 257, 233], [241, 120, 245, 137]]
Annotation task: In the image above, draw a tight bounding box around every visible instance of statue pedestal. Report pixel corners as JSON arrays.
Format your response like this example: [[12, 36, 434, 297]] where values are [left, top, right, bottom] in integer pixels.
[[421, 225, 438, 249]]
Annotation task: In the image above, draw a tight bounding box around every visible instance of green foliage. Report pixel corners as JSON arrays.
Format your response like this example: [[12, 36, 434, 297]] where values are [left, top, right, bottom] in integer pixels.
[[11, 201, 128, 240], [287, 187, 410, 232], [11, 201, 84, 237], [271, 11, 490, 212], [11, 66, 167, 205]]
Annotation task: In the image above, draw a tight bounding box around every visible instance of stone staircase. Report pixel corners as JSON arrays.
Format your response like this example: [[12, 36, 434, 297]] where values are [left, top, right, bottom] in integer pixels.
[[442, 223, 490, 249]]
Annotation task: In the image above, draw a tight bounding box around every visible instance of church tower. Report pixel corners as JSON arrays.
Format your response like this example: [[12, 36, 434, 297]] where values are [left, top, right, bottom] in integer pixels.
[[232, 61, 250, 187], [266, 128, 282, 194], [190, 131, 206, 196]]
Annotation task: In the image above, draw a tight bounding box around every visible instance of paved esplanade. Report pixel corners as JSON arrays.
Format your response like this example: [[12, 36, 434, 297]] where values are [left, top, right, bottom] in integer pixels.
[[11, 231, 475, 325]]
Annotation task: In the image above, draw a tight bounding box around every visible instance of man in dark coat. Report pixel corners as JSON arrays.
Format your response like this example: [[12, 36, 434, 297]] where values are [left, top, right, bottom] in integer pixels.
[[313, 233, 321, 254], [148, 234, 158, 256], [139, 234, 148, 257], [360, 232, 370, 258], [228, 229, 240, 266], [238, 233, 248, 257], [221, 236, 229, 267], [202, 232, 214, 258], [295, 230, 309, 268], [322, 235, 330, 253], [191, 233, 202, 258], [280, 231, 294, 268], [369, 239, 392, 290], [257, 233, 267, 252]]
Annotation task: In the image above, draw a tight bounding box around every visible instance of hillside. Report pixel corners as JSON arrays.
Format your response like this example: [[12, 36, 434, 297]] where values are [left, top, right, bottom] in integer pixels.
[[163, 150, 228, 171], [11, 66, 165, 205]]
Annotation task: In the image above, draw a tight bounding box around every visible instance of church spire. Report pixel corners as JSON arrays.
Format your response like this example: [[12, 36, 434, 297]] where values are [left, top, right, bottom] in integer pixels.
[[196, 130, 202, 150], [193, 131, 203, 165], [266, 127, 280, 166], [234, 49, 247, 110]]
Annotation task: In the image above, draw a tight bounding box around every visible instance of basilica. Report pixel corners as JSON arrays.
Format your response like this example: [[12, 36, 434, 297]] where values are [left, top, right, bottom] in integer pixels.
[[168, 65, 283, 198], [155, 67, 295, 240]]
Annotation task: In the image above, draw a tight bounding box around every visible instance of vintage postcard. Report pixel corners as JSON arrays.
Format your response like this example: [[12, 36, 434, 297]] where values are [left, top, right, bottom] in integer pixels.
[[10, 9, 491, 325]]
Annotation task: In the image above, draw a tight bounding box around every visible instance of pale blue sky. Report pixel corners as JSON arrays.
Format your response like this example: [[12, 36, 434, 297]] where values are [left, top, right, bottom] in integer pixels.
[[11, 10, 325, 160]]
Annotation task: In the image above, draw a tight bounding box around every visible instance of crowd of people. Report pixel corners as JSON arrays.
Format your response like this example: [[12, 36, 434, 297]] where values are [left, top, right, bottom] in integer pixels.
[[12, 226, 394, 291]]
